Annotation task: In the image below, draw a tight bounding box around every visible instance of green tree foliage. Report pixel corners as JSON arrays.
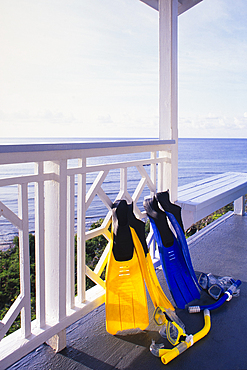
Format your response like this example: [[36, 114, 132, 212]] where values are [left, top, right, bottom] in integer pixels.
[[185, 202, 234, 237]]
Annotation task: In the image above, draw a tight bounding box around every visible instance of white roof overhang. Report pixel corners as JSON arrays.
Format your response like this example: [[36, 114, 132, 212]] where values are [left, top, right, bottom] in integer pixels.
[[140, 0, 203, 15]]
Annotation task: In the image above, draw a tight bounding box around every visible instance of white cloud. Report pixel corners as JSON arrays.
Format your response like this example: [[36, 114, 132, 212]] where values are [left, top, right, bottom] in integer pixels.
[[179, 113, 247, 138]]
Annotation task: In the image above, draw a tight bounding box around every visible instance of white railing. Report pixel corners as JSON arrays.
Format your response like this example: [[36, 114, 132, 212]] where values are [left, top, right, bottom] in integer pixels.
[[0, 139, 175, 369]]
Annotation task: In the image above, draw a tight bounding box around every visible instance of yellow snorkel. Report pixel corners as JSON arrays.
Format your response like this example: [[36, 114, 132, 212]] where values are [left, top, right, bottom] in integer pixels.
[[150, 309, 211, 364]]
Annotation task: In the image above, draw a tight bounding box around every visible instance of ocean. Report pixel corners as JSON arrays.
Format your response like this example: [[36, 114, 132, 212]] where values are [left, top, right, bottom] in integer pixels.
[[0, 138, 246, 246]]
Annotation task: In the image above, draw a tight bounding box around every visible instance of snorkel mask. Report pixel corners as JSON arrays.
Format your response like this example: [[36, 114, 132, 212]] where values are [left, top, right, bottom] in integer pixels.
[[153, 307, 186, 346], [198, 273, 240, 300]]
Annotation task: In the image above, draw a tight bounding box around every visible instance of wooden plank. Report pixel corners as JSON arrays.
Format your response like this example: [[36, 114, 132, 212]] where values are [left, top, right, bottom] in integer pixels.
[[177, 172, 247, 229], [191, 179, 247, 206], [178, 173, 247, 203], [179, 177, 246, 205], [178, 172, 233, 193]]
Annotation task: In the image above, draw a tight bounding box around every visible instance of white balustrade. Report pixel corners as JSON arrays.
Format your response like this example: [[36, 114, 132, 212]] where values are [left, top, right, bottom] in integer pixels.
[[0, 139, 175, 369]]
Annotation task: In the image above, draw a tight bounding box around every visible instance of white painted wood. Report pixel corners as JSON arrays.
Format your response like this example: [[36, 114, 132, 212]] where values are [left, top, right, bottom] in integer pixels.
[[149, 152, 157, 255], [44, 162, 63, 324], [159, 0, 178, 201], [157, 150, 171, 192], [69, 156, 170, 176], [0, 140, 175, 165], [0, 295, 24, 340], [58, 159, 67, 322], [178, 172, 242, 201], [85, 266, 105, 289], [140, 0, 158, 11], [94, 242, 110, 276], [136, 165, 156, 193], [177, 0, 203, 15], [177, 172, 247, 229], [85, 170, 109, 211], [140, 0, 203, 15], [44, 159, 67, 351], [150, 151, 157, 198], [77, 158, 86, 303], [46, 329, 66, 353], [0, 173, 55, 187], [18, 183, 31, 338], [67, 175, 75, 310], [119, 167, 128, 200], [34, 162, 45, 328], [0, 285, 105, 370], [96, 187, 113, 210], [234, 196, 245, 215], [0, 201, 22, 229]]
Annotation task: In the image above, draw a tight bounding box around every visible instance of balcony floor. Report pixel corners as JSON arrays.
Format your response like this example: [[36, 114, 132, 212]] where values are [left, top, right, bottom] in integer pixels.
[[7, 213, 247, 370]]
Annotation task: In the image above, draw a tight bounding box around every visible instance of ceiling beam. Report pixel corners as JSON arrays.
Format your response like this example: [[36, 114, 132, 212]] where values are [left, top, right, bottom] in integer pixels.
[[177, 0, 203, 15], [140, 0, 203, 15], [140, 0, 158, 11]]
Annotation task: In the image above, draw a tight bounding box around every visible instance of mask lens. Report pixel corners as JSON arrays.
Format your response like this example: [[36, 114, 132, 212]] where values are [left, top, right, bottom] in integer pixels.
[[198, 273, 208, 289], [153, 307, 166, 326], [167, 322, 179, 345], [208, 284, 223, 300]]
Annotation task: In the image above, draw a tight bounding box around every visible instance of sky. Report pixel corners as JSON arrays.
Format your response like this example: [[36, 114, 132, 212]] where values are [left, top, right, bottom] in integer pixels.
[[0, 0, 247, 139]]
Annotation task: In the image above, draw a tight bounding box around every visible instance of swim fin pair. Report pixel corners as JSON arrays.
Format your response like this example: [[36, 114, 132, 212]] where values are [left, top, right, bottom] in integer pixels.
[[105, 199, 174, 335], [143, 192, 200, 309]]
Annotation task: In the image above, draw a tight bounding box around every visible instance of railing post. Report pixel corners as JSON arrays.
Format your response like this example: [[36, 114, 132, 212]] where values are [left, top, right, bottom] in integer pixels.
[[18, 183, 31, 338], [34, 162, 45, 328], [77, 158, 86, 303], [67, 174, 75, 310], [44, 160, 67, 352]]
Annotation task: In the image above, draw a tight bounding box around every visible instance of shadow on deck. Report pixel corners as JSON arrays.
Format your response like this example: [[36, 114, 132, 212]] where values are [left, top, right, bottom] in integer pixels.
[[7, 213, 247, 370]]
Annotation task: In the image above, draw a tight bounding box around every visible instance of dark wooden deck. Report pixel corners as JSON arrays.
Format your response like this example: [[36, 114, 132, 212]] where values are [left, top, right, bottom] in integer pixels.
[[7, 213, 247, 370]]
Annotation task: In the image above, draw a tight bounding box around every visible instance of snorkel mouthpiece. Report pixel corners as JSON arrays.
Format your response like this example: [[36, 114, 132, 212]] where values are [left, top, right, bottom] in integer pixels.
[[188, 305, 201, 314]]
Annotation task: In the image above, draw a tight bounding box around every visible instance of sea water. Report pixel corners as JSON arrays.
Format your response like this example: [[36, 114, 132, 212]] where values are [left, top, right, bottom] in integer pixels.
[[0, 138, 246, 246]]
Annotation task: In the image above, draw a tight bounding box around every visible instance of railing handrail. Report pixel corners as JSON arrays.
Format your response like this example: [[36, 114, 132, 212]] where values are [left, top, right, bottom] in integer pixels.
[[0, 139, 175, 154], [0, 139, 175, 165]]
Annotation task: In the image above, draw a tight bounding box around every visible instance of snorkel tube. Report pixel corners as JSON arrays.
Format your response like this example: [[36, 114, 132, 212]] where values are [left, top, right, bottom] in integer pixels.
[[188, 279, 241, 313], [150, 309, 211, 364]]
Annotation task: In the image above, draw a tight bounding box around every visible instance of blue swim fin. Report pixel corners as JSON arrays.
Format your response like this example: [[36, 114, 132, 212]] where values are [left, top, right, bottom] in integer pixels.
[[143, 196, 200, 309], [156, 191, 200, 291]]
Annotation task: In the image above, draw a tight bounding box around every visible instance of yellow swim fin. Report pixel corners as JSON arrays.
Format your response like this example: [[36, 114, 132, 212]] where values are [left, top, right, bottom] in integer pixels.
[[131, 228, 174, 310], [127, 203, 174, 311], [105, 201, 149, 335]]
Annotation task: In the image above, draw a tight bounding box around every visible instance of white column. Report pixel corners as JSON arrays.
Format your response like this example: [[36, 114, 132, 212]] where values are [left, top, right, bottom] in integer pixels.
[[158, 0, 178, 201], [44, 160, 67, 352]]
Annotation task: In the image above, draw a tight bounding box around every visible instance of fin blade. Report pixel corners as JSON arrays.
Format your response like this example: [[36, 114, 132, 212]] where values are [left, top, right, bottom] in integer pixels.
[[130, 227, 174, 311]]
